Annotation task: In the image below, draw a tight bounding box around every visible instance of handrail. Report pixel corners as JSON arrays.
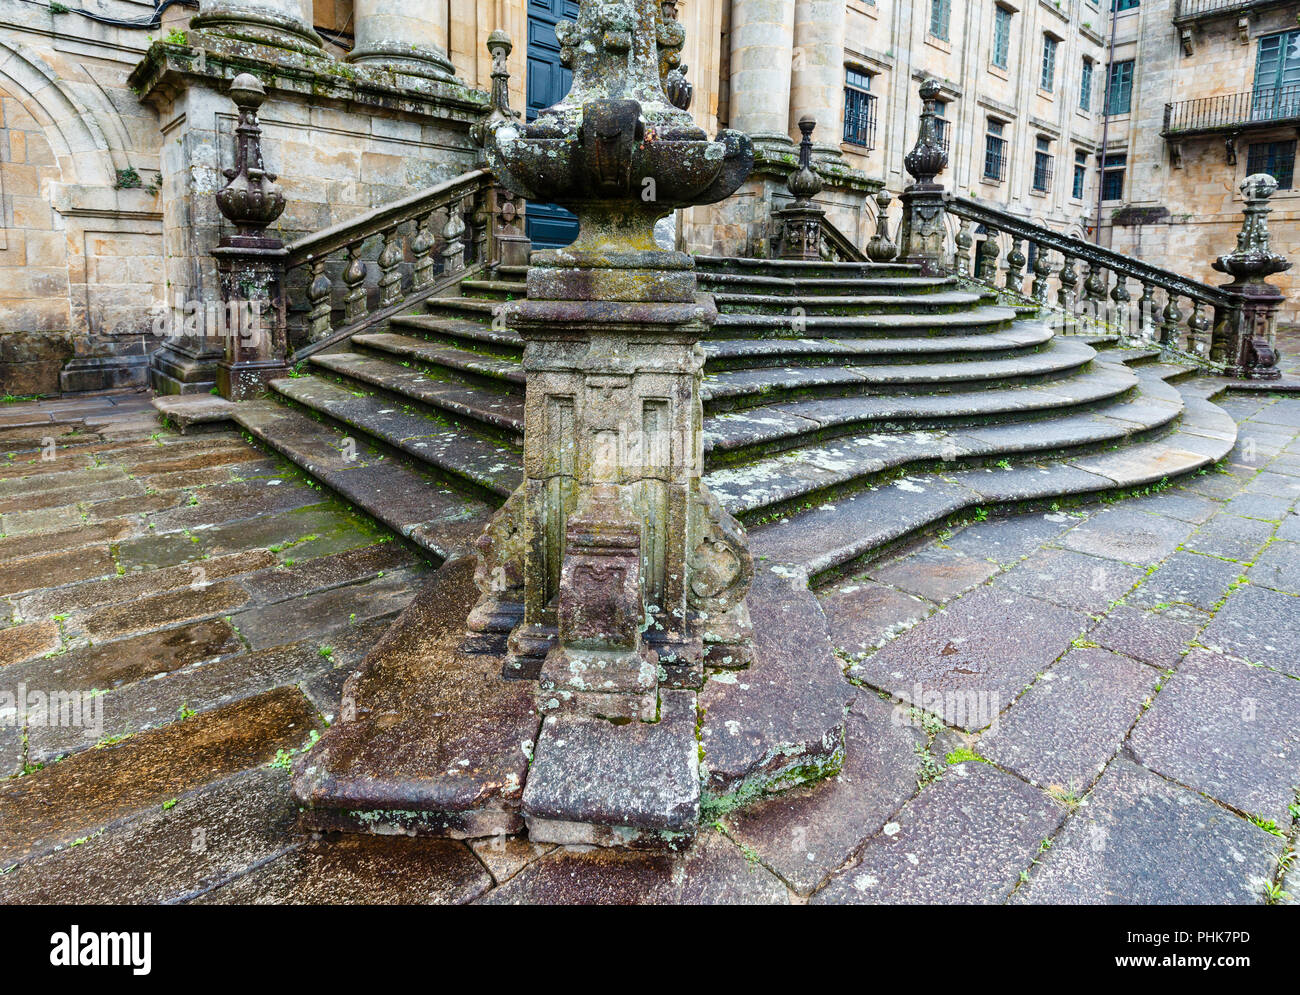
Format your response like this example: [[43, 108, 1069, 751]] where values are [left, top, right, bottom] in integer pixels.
[[819, 215, 868, 263], [945, 194, 1230, 307], [285, 167, 494, 266]]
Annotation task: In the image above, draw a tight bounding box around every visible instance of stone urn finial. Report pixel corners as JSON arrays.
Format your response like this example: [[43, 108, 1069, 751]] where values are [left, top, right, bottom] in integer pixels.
[[215, 73, 286, 244], [1213, 173, 1292, 282], [866, 188, 897, 262], [903, 78, 949, 189], [788, 116, 823, 204]]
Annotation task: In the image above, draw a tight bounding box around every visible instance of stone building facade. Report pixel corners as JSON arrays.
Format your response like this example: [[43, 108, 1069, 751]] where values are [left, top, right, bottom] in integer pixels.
[[1103, 0, 1300, 319], [0, 0, 1286, 397]]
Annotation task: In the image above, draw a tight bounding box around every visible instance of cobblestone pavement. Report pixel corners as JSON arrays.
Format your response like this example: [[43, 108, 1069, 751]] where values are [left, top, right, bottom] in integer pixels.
[[0, 378, 1297, 905]]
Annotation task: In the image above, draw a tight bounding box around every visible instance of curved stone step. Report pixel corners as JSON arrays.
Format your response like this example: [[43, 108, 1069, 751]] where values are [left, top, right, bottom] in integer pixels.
[[351, 332, 526, 391], [702, 322, 1057, 368], [739, 381, 1234, 585], [231, 400, 494, 563], [704, 362, 1138, 457], [389, 314, 523, 355], [695, 256, 923, 280], [706, 374, 1187, 519], [702, 337, 1097, 410], [698, 271, 960, 297], [309, 351, 524, 442], [710, 303, 1020, 338], [458, 279, 527, 300], [712, 290, 986, 316], [269, 374, 522, 499]]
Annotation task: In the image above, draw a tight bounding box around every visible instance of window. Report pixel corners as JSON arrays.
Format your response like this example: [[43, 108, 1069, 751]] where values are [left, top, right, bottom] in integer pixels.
[[1033, 136, 1054, 192], [1252, 31, 1300, 121], [1246, 140, 1296, 189], [992, 6, 1012, 70], [1080, 58, 1094, 111], [930, 0, 951, 41], [1041, 35, 1059, 93], [1101, 153, 1126, 201], [934, 100, 950, 151], [843, 69, 878, 149], [1112, 0, 1140, 10], [984, 119, 1008, 181], [1072, 149, 1088, 199], [1105, 60, 1134, 115]]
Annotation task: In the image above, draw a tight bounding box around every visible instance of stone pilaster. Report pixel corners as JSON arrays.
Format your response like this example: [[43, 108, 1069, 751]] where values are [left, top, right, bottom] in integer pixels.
[[728, 0, 796, 151], [190, 0, 323, 54], [789, 0, 845, 161], [347, 0, 458, 82]]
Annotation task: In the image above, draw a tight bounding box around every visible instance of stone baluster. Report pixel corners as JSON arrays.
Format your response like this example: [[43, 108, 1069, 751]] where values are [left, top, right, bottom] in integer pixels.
[[1057, 254, 1079, 313], [377, 227, 403, 307], [342, 242, 368, 324], [1187, 300, 1211, 357], [1031, 245, 1053, 305], [953, 217, 973, 276], [441, 201, 468, 275], [191, 0, 324, 55], [975, 229, 1000, 283], [213, 74, 290, 401], [1211, 173, 1289, 379], [1110, 273, 1132, 336], [1160, 291, 1183, 347], [306, 258, 332, 341], [1083, 261, 1108, 320], [898, 80, 950, 276], [411, 211, 436, 290], [1138, 281, 1158, 341], [1004, 238, 1026, 294], [347, 0, 458, 82]]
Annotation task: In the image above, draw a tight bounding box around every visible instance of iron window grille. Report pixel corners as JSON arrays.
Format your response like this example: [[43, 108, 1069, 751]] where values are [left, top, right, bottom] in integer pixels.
[[1246, 139, 1296, 188], [844, 70, 879, 149], [984, 120, 1008, 181], [1033, 137, 1054, 192], [1101, 153, 1127, 201]]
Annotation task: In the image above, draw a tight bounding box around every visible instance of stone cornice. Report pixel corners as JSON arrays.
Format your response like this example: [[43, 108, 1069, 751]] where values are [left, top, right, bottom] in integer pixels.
[[128, 37, 490, 127], [751, 145, 882, 195]]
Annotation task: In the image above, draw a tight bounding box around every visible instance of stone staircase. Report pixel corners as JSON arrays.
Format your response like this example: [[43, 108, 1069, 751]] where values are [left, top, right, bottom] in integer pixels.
[[213, 254, 1237, 588]]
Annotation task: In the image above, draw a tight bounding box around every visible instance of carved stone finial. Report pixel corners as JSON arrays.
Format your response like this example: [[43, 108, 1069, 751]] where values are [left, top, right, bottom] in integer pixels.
[[865, 188, 897, 262], [903, 78, 949, 188], [787, 116, 823, 203], [1213, 173, 1292, 283], [215, 74, 286, 244], [472, 30, 522, 149], [665, 63, 693, 111]]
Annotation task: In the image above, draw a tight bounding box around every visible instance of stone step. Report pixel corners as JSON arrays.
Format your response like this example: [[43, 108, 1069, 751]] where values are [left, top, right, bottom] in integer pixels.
[[711, 290, 987, 316], [496, 264, 530, 278], [309, 351, 524, 442], [351, 331, 526, 392], [695, 255, 922, 280], [710, 303, 1019, 338], [231, 400, 495, 563], [703, 362, 1138, 458], [701, 336, 1096, 410], [458, 279, 527, 300], [269, 374, 522, 499], [741, 380, 1234, 585], [706, 373, 1187, 520], [698, 271, 960, 297], [702, 322, 1056, 369], [1106, 346, 1164, 366], [389, 314, 524, 356], [422, 296, 504, 323]]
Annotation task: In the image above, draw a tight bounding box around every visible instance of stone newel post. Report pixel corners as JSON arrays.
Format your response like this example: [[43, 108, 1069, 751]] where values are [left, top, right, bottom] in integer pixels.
[[213, 74, 290, 401], [897, 79, 950, 276], [481, 0, 755, 724], [347, 0, 458, 82], [1212, 173, 1290, 381], [773, 116, 826, 260], [470, 31, 531, 270]]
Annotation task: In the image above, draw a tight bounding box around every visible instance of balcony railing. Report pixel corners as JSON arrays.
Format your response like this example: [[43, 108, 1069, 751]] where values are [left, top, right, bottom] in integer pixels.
[[1163, 84, 1300, 135], [1173, 0, 1294, 23]]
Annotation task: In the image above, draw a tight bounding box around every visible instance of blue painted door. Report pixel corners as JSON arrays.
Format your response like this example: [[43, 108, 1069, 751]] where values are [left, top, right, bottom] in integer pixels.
[[526, 0, 580, 248]]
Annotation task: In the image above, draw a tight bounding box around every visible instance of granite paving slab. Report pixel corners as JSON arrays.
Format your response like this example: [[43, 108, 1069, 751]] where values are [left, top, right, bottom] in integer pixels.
[[1085, 603, 1206, 668], [1183, 513, 1278, 563], [1128, 550, 1248, 612], [1248, 539, 1300, 595], [867, 543, 1000, 603], [818, 578, 933, 656], [1057, 506, 1196, 565], [1198, 583, 1300, 676], [992, 547, 1146, 614], [1128, 649, 1300, 825], [1013, 759, 1284, 905], [811, 762, 1064, 904]]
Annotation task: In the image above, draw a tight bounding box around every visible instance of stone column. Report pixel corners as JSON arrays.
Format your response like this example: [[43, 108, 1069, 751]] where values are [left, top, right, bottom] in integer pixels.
[[789, 0, 845, 157], [190, 0, 323, 53], [347, 0, 458, 82], [728, 0, 796, 149]]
